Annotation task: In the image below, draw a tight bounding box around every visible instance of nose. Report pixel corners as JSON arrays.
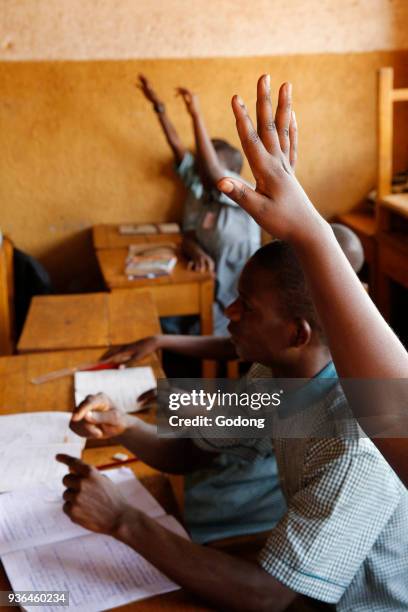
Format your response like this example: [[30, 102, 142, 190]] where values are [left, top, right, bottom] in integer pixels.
[[225, 298, 242, 322]]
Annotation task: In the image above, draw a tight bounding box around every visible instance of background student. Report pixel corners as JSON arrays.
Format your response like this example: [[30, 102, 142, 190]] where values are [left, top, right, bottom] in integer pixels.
[[138, 75, 261, 335]]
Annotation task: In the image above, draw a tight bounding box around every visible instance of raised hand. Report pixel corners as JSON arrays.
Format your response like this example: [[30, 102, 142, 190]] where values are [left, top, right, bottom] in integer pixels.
[[176, 87, 199, 116], [137, 74, 164, 108], [218, 75, 322, 243]]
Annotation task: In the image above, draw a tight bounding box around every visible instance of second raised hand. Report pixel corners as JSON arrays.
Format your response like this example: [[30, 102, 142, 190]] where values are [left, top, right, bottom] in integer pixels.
[[217, 75, 322, 244]]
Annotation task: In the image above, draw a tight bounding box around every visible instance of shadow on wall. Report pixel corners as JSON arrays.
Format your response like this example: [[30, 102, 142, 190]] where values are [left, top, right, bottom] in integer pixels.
[[39, 228, 104, 294]]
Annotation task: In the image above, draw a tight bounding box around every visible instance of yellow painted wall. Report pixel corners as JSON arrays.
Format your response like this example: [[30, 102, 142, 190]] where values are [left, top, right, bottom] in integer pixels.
[[1, 52, 408, 290]]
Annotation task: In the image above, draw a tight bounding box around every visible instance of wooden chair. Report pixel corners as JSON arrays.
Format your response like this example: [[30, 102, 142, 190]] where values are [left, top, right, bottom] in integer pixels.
[[376, 66, 408, 230], [375, 67, 408, 318], [0, 234, 15, 355]]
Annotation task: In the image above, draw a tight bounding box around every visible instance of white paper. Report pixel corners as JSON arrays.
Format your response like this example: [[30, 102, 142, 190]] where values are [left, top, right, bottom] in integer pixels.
[[0, 443, 83, 493], [119, 223, 157, 235], [0, 412, 82, 447], [75, 367, 156, 413], [2, 515, 187, 612], [0, 468, 165, 555], [0, 412, 85, 492], [157, 222, 180, 234]]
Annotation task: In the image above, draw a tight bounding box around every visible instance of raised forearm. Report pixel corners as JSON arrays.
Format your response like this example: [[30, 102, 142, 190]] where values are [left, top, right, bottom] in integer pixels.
[[115, 416, 211, 474], [157, 111, 186, 164], [190, 109, 224, 185], [116, 509, 294, 612], [294, 220, 408, 379]]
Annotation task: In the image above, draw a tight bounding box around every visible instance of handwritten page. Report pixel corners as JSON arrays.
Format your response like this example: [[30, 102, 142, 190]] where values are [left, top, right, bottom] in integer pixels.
[[75, 367, 156, 413], [0, 468, 165, 555], [0, 412, 85, 492], [2, 517, 187, 612]]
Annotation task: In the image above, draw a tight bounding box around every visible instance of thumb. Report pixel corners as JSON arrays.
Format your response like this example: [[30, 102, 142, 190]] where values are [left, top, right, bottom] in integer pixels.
[[217, 178, 267, 221]]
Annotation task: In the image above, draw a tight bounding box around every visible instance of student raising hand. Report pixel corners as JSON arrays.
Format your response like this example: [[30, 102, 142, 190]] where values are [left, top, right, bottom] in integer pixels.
[[219, 75, 408, 484]]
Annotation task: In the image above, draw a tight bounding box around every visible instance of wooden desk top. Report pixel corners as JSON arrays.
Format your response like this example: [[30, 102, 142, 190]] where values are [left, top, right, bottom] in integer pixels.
[[96, 247, 213, 290], [0, 349, 164, 414], [17, 290, 161, 354], [379, 193, 408, 220], [0, 441, 211, 612], [93, 224, 183, 250]]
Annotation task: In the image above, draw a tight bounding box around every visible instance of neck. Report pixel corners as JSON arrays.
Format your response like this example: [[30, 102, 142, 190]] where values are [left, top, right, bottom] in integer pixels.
[[263, 347, 332, 378]]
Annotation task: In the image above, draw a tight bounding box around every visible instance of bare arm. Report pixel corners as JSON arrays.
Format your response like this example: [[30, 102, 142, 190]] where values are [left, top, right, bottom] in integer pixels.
[[217, 75, 408, 483], [116, 509, 295, 612], [177, 87, 225, 186], [138, 75, 186, 164], [101, 334, 237, 365], [57, 456, 296, 612]]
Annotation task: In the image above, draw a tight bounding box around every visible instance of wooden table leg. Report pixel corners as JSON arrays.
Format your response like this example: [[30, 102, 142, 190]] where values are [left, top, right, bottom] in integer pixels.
[[200, 280, 217, 378]]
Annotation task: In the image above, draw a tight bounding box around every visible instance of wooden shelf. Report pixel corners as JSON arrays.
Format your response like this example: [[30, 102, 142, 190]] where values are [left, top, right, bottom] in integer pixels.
[[379, 193, 408, 220]]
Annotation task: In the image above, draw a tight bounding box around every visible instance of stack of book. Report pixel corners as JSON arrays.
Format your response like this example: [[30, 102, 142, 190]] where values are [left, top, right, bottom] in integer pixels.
[[125, 243, 177, 279]]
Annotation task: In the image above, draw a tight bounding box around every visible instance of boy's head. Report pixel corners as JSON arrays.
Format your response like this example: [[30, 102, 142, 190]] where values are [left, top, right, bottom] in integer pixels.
[[331, 223, 364, 273], [226, 240, 326, 369], [211, 139, 243, 175]]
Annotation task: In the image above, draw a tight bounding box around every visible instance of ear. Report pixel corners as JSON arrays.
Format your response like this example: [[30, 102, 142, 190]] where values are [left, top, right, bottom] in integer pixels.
[[291, 319, 312, 348]]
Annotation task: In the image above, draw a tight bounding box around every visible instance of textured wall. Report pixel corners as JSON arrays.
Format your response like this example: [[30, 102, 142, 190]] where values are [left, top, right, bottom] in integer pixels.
[[1, 0, 408, 60], [1, 1, 408, 290], [1, 52, 408, 290]]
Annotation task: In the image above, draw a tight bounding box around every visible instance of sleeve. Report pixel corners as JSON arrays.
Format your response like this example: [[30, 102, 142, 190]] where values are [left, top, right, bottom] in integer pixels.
[[175, 152, 203, 200], [257, 437, 402, 604]]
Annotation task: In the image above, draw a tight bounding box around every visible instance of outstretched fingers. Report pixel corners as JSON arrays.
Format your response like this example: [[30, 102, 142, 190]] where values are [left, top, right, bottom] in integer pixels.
[[289, 110, 298, 170], [274, 82, 293, 160], [256, 74, 281, 155], [231, 95, 270, 179]]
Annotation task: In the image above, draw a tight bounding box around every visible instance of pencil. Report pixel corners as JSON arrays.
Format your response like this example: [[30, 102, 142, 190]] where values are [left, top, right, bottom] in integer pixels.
[[97, 457, 139, 471]]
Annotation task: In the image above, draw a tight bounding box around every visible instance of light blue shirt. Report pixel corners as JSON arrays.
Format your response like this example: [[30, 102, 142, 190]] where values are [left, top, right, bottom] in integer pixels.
[[176, 153, 261, 334]]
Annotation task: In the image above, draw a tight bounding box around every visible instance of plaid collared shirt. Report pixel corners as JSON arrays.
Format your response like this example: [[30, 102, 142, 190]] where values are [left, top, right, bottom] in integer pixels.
[[194, 370, 408, 611]]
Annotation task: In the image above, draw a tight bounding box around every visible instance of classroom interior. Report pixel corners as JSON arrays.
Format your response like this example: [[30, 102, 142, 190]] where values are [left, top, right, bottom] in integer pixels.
[[1, 2, 408, 611]]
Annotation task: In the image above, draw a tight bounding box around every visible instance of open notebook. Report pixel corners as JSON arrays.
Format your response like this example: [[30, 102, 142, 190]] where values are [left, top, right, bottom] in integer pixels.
[[74, 366, 157, 413], [0, 468, 188, 612], [0, 412, 85, 493]]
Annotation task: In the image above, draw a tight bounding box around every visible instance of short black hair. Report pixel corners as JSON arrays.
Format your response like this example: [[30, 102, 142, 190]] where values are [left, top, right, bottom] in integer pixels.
[[211, 138, 243, 174], [249, 240, 324, 339]]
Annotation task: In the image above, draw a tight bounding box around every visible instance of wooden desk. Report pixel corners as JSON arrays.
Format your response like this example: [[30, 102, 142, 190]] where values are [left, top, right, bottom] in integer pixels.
[[93, 224, 182, 250], [96, 248, 215, 377], [0, 349, 164, 414], [0, 350, 208, 610], [17, 290, 161, 354]]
